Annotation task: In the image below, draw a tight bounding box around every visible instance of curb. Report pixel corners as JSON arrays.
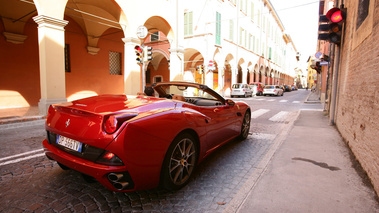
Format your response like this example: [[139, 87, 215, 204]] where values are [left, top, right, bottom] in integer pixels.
[[304, 92, 321, 104], [0, 116, 46, 130]]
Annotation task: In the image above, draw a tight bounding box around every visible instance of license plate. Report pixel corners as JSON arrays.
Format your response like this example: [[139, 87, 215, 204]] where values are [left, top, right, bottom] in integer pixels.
[[56, 135, 83, 152]]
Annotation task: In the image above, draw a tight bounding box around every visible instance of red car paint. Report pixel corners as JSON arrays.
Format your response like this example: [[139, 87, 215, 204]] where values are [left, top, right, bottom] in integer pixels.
[[43, 82, 250, 192]]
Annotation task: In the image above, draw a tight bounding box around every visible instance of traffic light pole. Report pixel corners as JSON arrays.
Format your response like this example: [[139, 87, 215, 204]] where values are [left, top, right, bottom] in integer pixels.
[[328, 43, 340, 125], [142, 60, 147, 93]]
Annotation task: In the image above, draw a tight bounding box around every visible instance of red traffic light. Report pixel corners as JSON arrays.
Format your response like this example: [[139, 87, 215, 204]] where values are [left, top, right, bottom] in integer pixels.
[[326, 8, 345, 23], [134, 45, 143, 53]]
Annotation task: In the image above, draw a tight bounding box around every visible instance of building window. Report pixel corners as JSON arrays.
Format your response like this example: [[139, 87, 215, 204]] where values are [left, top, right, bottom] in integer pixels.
[[184, 11, 193, 36], [240, 0, 247, 13], [216, 12, 221, 45], [250, 2, 254, 22], [269, 47, 272, 60], [154, 76, 163, 83], [65, 44, 71, 73], [109, 51, 122, 75], [356, 0, 370, 29], [151, 32, 159, 41]]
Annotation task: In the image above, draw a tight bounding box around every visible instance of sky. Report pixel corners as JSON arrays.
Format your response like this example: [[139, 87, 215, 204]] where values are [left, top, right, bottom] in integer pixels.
[[269, 0, 320, 70]]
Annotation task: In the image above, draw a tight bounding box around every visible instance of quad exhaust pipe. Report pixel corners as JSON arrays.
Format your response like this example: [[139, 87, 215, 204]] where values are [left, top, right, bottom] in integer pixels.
[[108, 173, 130, 190], [108, 173, 123, 182]]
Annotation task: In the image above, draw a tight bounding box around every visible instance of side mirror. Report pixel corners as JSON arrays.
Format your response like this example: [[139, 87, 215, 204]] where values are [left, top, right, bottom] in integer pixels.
[[226, 99, 235, 106]]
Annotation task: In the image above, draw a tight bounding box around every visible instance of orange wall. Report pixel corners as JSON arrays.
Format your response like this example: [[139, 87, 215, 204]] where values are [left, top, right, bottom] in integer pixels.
[[0, 16, 126, 108], [65, 16, 124, 100], [0, 17, 40, 106]]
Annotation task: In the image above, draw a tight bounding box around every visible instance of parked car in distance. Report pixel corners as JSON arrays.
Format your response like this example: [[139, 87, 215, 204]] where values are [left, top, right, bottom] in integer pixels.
[[284, 85, 292, 92], [231, 83, 253, 98], [263, 85, 284, 96], [249, 82, 265, 96], [291, 85, 298, 91]]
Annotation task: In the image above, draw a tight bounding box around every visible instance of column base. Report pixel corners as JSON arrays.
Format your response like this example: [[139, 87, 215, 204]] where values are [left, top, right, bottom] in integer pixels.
[[38, 98, 67, 116]]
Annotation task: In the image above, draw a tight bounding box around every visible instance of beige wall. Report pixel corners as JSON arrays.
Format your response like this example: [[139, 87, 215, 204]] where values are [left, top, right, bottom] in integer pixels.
[[334, 0, 379, 194]]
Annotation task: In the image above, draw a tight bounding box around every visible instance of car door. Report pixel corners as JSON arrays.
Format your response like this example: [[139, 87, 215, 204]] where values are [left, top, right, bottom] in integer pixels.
[[192, 103, 238, 151]]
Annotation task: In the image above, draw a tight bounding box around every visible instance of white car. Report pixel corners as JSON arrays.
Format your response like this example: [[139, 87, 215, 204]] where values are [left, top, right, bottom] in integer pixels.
[[263, 85, 284, 96], [231, 83, 253, 98]]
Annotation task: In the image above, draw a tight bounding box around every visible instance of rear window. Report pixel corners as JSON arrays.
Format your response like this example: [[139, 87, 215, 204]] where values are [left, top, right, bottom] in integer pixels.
[[265, 86, 275, 89], [232, 84, 242, 89]]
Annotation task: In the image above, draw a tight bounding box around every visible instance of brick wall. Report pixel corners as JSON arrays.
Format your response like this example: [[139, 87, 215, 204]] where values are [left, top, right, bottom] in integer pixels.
[[335, 0, 379, 194]]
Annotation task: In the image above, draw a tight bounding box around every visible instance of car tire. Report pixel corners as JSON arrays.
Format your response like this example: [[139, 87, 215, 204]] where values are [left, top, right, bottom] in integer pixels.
[[57, 162, 70, 170], [239, 110, 251, 140], [161, 133, 198, 191]]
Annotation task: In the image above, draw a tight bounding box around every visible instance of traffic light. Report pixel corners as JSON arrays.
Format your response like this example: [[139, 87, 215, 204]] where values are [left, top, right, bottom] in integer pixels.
[[144, 46, 153, 61], [134, 45, 143, 64], [197, 65, 204, 74], [318, 15, 330, 40], [318, 7, 346, 45], [326, 8, 345, 44]]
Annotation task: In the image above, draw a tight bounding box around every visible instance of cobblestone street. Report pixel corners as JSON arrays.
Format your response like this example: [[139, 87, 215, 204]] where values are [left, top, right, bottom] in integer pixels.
[[0, 126, 274, 212]]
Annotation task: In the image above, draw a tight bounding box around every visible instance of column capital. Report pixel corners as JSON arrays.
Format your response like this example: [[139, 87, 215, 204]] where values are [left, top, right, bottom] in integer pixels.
[[122, 37, 140, 45], [33, 15, 68, 31], [169, 48, 185, 54]]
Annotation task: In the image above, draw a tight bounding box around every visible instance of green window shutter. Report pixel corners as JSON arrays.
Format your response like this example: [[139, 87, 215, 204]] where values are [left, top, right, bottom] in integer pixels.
[[269, 47, 272, 60], [216, 12, 221, 45], [184, 11, 193, 36]]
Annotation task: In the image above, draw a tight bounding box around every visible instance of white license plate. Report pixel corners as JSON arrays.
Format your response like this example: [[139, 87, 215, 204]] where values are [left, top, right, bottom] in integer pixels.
[[56, 135, 83, 152]]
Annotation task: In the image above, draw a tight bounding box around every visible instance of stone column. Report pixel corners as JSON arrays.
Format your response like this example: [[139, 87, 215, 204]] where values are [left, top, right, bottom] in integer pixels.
[[217, 61, 225, 95], [230, 65, 238, 85], [169, 48, 185, 81], [33, 15, 68, 115], [241, 65, 248, 84]]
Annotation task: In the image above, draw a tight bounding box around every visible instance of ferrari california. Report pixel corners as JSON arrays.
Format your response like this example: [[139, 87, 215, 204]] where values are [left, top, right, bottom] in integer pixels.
[[43, 82, 251, 192]]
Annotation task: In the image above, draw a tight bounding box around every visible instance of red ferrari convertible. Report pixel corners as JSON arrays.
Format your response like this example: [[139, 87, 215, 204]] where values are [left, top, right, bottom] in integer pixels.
[[43, 82, 251, 192]]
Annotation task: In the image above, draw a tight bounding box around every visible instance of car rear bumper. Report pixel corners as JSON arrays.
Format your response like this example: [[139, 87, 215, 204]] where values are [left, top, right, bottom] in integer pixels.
[[43, 139, 135, 191], [231, 91, 248, 96]]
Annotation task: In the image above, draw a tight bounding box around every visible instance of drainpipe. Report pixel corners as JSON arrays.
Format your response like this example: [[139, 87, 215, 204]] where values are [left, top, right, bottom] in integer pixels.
[[329, 1, 343, 125]]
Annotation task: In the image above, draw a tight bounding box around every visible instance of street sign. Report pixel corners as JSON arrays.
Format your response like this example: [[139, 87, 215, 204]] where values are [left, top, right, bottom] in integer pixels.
[[136, 26, 148, 39], [320, 61, 329, 65], [315, 52, 322, 59], [208, 60, 215, 71]]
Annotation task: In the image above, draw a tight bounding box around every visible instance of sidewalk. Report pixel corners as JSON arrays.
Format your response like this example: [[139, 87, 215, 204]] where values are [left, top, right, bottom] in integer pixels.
[[225, 108, 379, 212], [305, 90, 321, 103], [0, 106, 44, 129]]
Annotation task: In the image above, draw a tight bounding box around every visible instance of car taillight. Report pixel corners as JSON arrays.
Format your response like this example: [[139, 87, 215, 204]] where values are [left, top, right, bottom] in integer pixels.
[[104, 116, 118, 134], [243, 89, 246, 92], [96, 150, 124, 166], [104, 113, 138, 134]]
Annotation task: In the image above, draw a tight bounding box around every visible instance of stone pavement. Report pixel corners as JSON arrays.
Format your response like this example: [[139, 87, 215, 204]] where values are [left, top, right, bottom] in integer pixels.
[[224, 97, 379, 212]]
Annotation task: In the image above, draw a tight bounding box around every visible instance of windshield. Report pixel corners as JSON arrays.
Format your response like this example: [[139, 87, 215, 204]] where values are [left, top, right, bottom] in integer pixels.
[[157, 85, 217, 100], [265, 86, 275, 89]]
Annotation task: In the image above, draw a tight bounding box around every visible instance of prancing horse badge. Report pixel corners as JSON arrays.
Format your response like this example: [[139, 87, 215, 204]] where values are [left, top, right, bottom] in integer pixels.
[[65, 119, 70, 128]]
